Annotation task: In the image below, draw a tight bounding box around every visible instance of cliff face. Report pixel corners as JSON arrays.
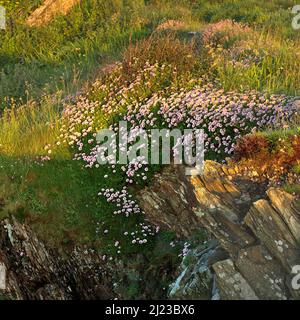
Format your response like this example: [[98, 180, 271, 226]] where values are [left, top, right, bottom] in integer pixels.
[[1, 161, 300, 300], [26, 0, 80, 27], [0, 217, 176, 300], [139, 161, 300, 300], [0, 216, 114, 300]]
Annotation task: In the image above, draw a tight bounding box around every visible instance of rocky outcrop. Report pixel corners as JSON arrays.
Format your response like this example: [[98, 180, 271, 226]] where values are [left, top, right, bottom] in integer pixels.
[[26, 0, 80, 27], [244, 197, 300, 272], [169, 240, 227, 300], [0, 216, 115, 300], [0, 216, 177, 300], [137, 167, 200, 237], [1, 160, 300, 300], [139, 161, 300, 300], [213, 258, 259, 300]]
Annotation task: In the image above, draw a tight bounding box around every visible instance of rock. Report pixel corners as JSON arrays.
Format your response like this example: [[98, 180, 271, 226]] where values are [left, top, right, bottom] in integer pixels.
[[0, 216, 114, 300], [169, 240, 227, 300], [137, 161, 265, 238], [190, 161, 257, 258], [137, 166, 200, 237], [235, 245, 288, 300], [213, 259, 259, 300], [95, 284, 115, 300], [0, 216, 179, 300], [211, 276, 221, 300], [0, 262, 5, 290], [35, 285, 67, 300], [192, 181, 239, 222], [194, 208, 255, 259], [26, 0, 80, 27], [244, 199, 300, 271], [267, 188, 300, 242], [139, 161, 300, 300]]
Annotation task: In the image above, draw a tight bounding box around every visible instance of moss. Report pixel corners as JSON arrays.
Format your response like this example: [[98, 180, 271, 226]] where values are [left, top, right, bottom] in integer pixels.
[[293, 165, 300, 174], [283, 184, 300, 196]]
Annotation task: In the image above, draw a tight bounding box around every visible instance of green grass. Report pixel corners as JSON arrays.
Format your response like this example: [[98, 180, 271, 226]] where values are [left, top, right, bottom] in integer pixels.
[[214, 40, 300, 95], [1, 0, 300, 108], [0, 155, 161, 255], [0, 96, 66, 157], [284, 183, 300, 194], [293, 165, 300, 174], [190, 0, 299, 40], [262, 127, 300, 142], [0, 34, 193, 258], [0, 0, 196, 109]]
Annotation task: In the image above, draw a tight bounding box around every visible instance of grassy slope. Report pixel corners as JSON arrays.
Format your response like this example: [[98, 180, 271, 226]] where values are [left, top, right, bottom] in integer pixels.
[[1, 0, 300, 106], [0, 0, 198, 256], [0, 0, 299, 259], [1, 0, 145, 107], [0, 0, 194, 109]]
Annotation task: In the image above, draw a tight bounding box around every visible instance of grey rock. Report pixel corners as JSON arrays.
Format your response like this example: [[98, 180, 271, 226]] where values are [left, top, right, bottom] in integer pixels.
[[213, 259, 259, 300]]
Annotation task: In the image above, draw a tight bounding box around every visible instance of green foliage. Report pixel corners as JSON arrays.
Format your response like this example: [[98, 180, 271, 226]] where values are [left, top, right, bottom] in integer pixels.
[[1, 0, 299, 106], [293, 165, 300, 174], [0, 156, 156, 254], [191, 0, 298, 39], [283, 184, 300, 196], [262, 127, 300, 146]]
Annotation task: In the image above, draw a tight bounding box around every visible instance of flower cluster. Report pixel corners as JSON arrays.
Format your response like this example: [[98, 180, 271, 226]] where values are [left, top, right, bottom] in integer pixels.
[[203, 20, 263, 69], [179, 242, 191, 258], [98, 187, 143, 218], [54, 61, 298, 181], [98, 187, 159, 248], [46, 57, 299, 254], [125, 222, 160, 246], [121, 83, 297, 161]]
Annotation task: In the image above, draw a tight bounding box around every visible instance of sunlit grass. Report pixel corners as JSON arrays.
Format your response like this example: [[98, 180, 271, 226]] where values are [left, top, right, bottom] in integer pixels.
[[0, 96, 69, 158]]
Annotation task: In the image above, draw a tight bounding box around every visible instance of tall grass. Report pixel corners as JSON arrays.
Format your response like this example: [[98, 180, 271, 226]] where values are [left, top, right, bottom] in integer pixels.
[[0, 0, 195, 110], [191, 0, 299, 40], [202, 20, 300, 95], [1, 0, 299, 107], [0, 97, 66, 157], [215, 44, 300, 95]]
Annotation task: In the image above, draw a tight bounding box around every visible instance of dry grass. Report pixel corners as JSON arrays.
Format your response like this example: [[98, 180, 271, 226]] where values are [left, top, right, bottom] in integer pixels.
[[0, 98, 67, 158], [156, 19, 186, 31], [26, 0, 80, 27], [232, 130, 300, 188], [122, 32, 197, 80]]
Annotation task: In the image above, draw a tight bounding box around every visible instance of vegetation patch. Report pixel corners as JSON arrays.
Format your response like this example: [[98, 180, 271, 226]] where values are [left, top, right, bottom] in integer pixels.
[[0, 1, 299, 291]]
